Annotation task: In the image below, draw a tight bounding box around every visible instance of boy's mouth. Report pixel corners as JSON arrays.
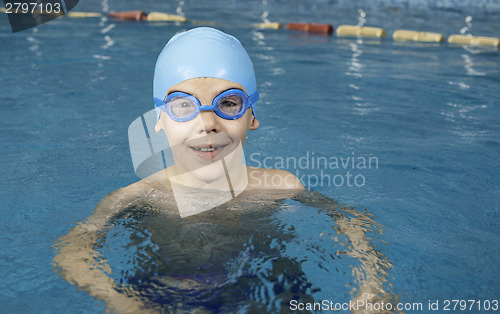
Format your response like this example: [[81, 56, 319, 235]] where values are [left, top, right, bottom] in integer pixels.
[[189, 144, 228, 160]]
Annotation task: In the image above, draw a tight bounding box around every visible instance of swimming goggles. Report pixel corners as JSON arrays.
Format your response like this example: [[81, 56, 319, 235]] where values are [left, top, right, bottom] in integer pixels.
[[154, 89, 259, 122]]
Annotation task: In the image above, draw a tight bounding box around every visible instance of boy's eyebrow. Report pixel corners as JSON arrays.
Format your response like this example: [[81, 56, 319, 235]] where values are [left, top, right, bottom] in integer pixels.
[[165, 89, 194, 99], [166, 89, 183, 96], [215, 87, 245, 96]]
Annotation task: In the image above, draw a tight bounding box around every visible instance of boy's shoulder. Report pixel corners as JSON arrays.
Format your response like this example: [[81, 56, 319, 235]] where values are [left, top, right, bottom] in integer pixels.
[[246, 166, 305, 190], [90, 172, 173, 223], [139, 167, 305, 191]]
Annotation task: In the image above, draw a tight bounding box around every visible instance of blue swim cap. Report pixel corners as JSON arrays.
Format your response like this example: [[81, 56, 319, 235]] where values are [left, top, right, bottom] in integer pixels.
[[154, 27, 257, 119]]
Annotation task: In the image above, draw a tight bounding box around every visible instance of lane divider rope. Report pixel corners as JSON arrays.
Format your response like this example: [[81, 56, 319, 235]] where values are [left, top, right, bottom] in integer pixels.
[[1, 8, 498, 46]]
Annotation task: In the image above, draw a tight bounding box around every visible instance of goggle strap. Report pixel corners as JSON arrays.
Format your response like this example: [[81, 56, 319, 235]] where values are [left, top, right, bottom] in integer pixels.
[[248, 91, 259, 106], [154, 97, 165, 121], [248, 91, 258, 117], [199, 104, 214, 111], [153, 97, 164, 108]]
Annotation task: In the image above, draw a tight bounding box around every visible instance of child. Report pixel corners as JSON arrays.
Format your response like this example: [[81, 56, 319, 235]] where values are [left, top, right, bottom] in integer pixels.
[[54, 27, 396, 313], [132, 27, 304, 217]]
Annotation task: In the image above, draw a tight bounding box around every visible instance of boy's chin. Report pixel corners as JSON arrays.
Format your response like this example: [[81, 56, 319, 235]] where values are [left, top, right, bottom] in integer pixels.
[[189, 162, 228, 186]]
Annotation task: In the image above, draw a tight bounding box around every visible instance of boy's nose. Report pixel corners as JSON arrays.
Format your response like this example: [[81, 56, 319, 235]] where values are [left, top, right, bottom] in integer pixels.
[[199, 111, 220, 133]]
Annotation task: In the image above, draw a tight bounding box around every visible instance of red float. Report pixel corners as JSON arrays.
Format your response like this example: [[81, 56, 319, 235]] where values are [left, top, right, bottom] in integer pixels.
[[108, 11, 147, 21], [286, 23, 334, 35]]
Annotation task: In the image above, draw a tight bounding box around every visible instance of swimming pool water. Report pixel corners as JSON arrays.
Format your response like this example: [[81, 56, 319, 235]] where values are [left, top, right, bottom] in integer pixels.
[[1, 0, 499, 312]]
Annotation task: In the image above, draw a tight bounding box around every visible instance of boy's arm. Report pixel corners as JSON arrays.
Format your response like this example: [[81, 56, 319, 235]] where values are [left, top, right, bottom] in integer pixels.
[[53, 180, 157, 313], [292, 190, 398, 313]]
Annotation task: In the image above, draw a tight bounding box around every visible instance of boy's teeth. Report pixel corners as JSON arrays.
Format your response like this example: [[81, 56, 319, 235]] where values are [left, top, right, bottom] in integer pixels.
[[192, 146, 223, 152]]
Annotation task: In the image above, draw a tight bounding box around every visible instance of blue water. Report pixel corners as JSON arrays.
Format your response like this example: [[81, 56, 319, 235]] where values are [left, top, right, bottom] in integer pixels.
[[1, 0, 499, 312]]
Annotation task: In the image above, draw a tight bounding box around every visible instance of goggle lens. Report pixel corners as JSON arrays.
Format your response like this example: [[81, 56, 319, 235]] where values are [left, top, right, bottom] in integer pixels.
[[168, 96, 197, 119], [216, 93, 244, 117]]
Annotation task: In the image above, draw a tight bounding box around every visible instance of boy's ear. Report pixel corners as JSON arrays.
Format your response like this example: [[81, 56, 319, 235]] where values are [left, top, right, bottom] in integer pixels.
[[155, 120, 163, 133], [249, 116, 259, 131]]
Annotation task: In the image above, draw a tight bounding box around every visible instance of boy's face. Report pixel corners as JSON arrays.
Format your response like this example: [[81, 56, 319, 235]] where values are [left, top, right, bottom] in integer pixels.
[[155, 77, 259, 183]]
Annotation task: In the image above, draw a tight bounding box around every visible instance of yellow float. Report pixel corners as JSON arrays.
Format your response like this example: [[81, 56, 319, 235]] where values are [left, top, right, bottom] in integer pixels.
[[448, 34, 499, 47], [393, 30, 444, 42], [336, 25, 386, 38]]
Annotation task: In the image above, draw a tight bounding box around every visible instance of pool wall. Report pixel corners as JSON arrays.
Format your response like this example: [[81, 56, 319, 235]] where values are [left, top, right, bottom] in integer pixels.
[[337, 0, 500, 11]]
